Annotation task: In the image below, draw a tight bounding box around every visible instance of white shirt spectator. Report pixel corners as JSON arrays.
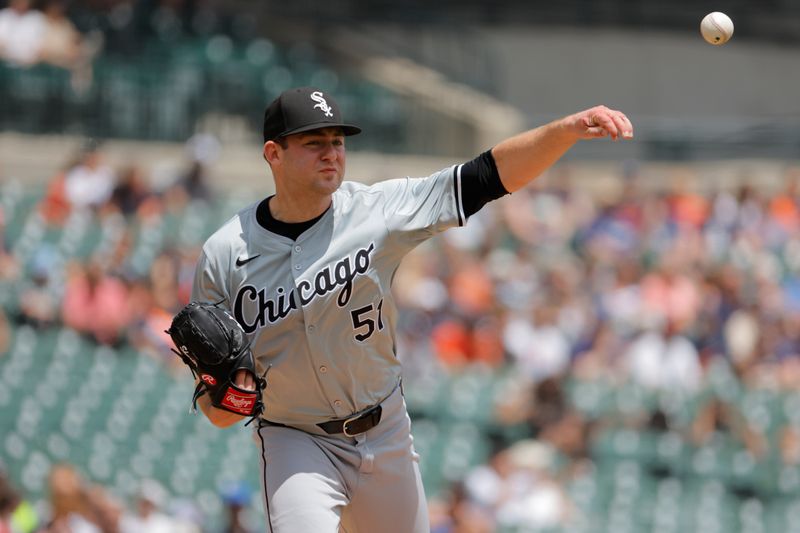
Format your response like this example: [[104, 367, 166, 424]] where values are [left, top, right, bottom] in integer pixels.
[[120, 479, 180, 533], [65, 163, 116, 209], [504, 316, 571, 382], [625, 330, 702, 393], [0, 3, 46, 65], [119, 511, 177, 533]]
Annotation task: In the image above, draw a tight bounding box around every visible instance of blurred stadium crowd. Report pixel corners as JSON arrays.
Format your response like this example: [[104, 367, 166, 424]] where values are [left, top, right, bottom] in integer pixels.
[[0, 0, 89, 70], [3, 1, 800, 533], [3, 133, 800, 532]]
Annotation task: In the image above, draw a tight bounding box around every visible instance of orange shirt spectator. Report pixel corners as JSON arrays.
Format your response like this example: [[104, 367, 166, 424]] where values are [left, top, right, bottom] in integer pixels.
[[769, 195, 800, 232], [448, 261, 495, 317], [39, 171, 72, 225], [432, 319, 471, 367], [669, 190, 709, 228]]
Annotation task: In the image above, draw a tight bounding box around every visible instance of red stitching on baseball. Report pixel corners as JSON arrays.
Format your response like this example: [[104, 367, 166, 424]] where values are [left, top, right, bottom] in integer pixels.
[[710, 16, 726, 40]]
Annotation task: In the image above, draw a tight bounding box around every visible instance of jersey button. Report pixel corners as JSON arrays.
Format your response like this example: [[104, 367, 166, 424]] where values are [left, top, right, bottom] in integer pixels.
[[334, 400, 342, 407], [319, 366, 327, 373], [308, 325, 315, 333], [294, 245, 302, 253], [294, 265, 301, 270]]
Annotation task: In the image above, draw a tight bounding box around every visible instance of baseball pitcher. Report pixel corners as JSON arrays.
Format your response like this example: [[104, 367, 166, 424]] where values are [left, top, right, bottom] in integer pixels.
[[167, 86, 633, 532]]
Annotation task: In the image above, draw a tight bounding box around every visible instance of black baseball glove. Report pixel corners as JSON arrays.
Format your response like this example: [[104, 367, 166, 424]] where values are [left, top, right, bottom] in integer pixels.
[[166, 302, 265, 420]]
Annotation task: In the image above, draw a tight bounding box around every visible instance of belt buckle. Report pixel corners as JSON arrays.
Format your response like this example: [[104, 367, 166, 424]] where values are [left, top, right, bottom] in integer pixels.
[[342, 413, 364, 437]]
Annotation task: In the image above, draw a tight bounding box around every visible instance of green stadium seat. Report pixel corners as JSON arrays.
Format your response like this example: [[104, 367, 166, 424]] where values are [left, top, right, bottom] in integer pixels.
[[783, 394, 800, 427], [568, 378, 615, 419], [439, 422, 489, 484], [444, 368, 495, 423], [403, 370, 449, 419], [410, 418, 444, 495], [652, 431, 688, 476], [776, 464, 800, 497]]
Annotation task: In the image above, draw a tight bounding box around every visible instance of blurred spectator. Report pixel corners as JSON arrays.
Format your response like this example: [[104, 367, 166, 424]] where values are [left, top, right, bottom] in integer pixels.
[[176, 246, 201, 304], [219, 483, 255, 533], [639, 259, 702, 331], [690, 395, 767, 459], [165, 500, 203, 533], [768, 170, 800, 234], [0, 0, 45, 66], [109, 165, 159, 219], [119, 479, 175, 533], [180, 133, 219, 202], [39, 171, 73, 227], [128, 251, 184, 368], [176, 161, 212, 203], [470, 314, 506, 368], [0, 471, 37, 533], [572, 322, 625, 381], [432, 481, 494, 533], [37, 0, 83, 69], [724, 308, 761, 373], [624, 319, 702, 393], [0, 207, 19, 281], [0, 308, 9, 358], [17, 244, 60, 329], [82, 486, 123, 533], [463, 440, 572, 531], [666, 171, 709, 229], [503, 305, 571, 383], [63, 142, 116, 212], [446, 257, 495, 318], [61, 259, 131, 345], [39, 150, 89, 227], [0, 470, 21, 533], [431, 316, 470, 368], [38, 463, 104, 533], [780, 424, 800, 466]]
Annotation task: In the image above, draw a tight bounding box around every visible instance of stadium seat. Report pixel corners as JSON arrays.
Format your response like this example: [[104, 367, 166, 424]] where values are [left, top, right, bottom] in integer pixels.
[[444, 368, 495, 423]]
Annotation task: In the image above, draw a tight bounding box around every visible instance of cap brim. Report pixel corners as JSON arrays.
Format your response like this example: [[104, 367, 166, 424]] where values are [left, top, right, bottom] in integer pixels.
[[278, 122, 361, 138]]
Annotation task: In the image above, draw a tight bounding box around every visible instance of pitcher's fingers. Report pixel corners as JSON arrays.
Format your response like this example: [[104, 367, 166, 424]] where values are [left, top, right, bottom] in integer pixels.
[[592, 112, 620, 140], [585, 126, 609, 138], [235, 369, 256, 390], [611, 111, 634, 138]]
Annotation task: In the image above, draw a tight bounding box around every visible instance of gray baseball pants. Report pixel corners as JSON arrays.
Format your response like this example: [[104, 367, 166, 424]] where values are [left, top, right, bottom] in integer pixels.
[[255, 386, 430, 532]]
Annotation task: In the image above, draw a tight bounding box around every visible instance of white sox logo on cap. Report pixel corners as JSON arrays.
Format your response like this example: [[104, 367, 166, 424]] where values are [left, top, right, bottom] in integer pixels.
[[310, 91, 334, 118]]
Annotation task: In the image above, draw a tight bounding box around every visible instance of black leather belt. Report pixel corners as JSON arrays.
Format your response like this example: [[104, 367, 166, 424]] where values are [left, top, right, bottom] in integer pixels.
[[260, 383, 399, 437], [317, 404, 383, 437]]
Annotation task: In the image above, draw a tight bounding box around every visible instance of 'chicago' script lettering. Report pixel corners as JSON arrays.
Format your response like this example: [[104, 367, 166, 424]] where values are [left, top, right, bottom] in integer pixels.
[[234, 243, 375, 333]]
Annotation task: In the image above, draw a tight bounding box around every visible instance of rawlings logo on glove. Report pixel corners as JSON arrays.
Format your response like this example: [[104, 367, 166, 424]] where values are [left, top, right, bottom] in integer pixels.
[[166, 302, 266, 421]]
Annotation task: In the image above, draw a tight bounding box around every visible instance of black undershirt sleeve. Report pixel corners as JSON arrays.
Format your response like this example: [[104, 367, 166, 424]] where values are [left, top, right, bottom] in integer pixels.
[[457, 149, 509, 219]]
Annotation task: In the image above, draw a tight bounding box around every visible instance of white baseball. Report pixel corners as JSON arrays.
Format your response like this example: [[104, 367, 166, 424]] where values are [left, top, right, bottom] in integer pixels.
[[701, 12, 734, 45]]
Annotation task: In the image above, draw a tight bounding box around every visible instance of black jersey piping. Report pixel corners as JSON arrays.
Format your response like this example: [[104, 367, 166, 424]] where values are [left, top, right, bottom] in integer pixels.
[[454, 164, 465, 226], [257, 426, 275, 533]]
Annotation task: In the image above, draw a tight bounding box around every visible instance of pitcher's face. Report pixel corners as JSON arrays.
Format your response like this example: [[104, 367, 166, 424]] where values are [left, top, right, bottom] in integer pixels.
[[269, 127, 346, 197]]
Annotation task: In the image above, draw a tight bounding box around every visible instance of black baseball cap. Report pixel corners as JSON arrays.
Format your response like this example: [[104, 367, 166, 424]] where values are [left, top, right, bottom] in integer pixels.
[[262, 87, 361, 142]]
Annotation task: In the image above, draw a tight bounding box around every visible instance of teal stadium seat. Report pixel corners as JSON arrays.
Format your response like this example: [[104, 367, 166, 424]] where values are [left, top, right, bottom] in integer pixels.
[[444, 368, 495, 423], [410, 418, 444, 495]]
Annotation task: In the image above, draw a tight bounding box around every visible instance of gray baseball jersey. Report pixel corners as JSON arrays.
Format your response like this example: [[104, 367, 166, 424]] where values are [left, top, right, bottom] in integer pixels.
[[193, 166, 464, 532], [192, 165, 465, 427]]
